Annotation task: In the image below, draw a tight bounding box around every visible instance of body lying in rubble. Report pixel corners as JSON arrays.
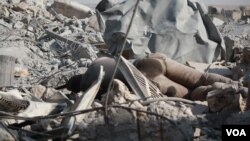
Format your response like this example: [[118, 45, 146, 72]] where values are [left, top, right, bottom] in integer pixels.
[[56, 53, 248, 101]]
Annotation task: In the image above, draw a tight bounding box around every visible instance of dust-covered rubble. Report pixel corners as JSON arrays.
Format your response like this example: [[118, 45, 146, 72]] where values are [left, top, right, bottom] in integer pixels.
[[0, 0, 101, 89], [0, 0, 250, 141]]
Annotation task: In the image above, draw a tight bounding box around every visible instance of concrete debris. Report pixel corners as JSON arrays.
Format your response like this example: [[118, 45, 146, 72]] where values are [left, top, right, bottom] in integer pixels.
[[31, 85, 46, 98], [193, 128, 201, 139], [206, 82, 241, 112], [42, 87, 73, 104], [13, 21, 24, 29], [224, 35, 240, 61], [0, 1, 250, 141], [102, 79, 145, 110], [0, 123, 17, 141], [45, 29, 98, 60], [52, 0, 94, 19], [246, 18, 250, 24], [212, 17, 224, 26], [9, 0, 21, 4]]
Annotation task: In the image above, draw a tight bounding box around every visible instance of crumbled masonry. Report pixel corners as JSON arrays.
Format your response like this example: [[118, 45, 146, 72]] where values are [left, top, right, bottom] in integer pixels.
[[0, 0, 250, 141]]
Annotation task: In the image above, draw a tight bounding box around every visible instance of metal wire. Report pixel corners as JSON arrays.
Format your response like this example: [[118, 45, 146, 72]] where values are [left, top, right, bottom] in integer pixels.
[[104, 0, 141, 124]]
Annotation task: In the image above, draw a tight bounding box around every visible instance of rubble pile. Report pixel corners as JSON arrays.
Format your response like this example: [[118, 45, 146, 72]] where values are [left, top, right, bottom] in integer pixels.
[[216, 10, 250, 92], [0, 0, 250, 141], [0, 0, 101, 88]]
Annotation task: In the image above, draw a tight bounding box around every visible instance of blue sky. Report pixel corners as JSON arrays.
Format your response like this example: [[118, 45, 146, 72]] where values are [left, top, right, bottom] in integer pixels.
[[202, 0, 250, 5]]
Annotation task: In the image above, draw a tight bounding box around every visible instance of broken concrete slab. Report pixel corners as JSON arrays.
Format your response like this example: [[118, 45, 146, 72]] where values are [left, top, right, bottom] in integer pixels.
[[212, 17, 224, 26], [13, 21, 24, 29], [0, 45, 33, 65], [52, 0, 94, 19], [31, 85, 46, 99], [206, 82, 241, 112]]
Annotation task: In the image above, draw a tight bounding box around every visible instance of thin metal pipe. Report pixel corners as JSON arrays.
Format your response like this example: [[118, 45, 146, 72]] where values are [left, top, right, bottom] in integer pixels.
[[104, 0, 141, 123]]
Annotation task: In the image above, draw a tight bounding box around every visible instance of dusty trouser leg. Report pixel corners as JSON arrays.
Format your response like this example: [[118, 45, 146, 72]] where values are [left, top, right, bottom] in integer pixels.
[[135, 53, 235, 100], [201, 73, 232, 86], [151, 74, 189, 98], [135, 57, 189, 98], [145, 53, 203, 89], [147, 53, 232, 88], [189, 73, 233, 101]]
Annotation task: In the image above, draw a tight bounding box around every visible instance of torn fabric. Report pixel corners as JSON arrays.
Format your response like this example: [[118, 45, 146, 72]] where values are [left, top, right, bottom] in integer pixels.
[[96, 0, 225, 63]]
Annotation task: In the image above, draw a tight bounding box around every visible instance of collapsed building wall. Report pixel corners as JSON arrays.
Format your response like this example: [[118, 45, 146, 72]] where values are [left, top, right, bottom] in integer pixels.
[[222, 10, 242, 22], [208, 6, 222, 15], [241, 6, 250, 19]]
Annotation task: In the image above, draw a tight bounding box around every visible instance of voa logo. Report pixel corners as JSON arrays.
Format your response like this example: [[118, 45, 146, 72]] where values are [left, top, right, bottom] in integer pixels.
[[226, 129, 246, 136]]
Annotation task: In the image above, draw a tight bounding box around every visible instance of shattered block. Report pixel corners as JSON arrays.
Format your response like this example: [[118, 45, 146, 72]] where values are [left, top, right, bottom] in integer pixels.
[[207, 82, 241, 112], [31, 85, 46, 99], [9, 0, 20, 4], [52, 0, 93, 19], [70, 44, 97, 60], [224, 36, 240, 61]]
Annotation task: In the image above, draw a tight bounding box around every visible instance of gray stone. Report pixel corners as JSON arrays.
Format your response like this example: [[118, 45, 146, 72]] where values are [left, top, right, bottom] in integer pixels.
[[191, 102, 209, 115], [0, 19, 12, 29], [79, 58, 92, 67], [110, 108, 134, 126], [27, 26, 34, 32], [212, 17, 224, 26], [10, 11, 23, 22], [246, 18, 250, 24], [25, 31, 34, 37], [2, 7, 10, 18], [14, 2, 29, 11], [31, 85, 46, 98], [40, 42, 50, 52], [14, 21, 24, 29], [0, 42, 29, 60], [50, 58, 61, 65], [9, 0, 21, 4], [224, 35, 239, 61]]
